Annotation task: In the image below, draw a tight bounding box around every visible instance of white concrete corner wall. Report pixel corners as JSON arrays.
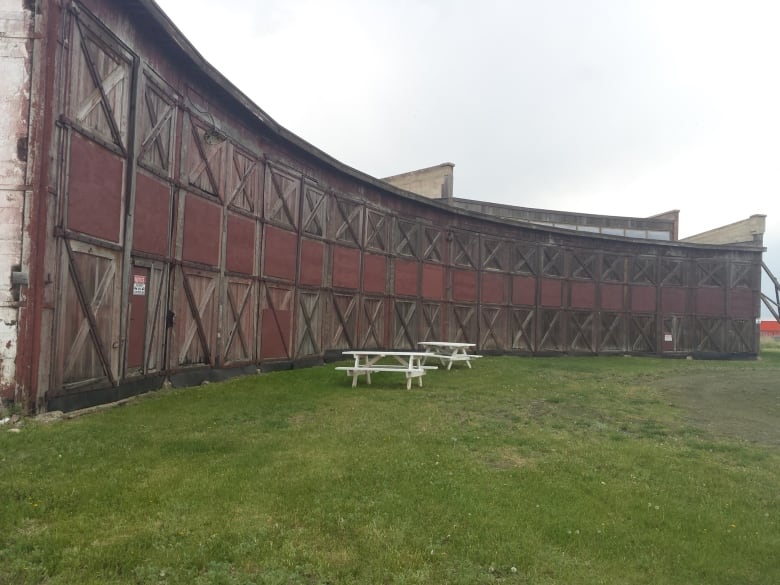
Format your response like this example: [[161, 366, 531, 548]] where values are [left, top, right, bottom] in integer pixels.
[[0, 0, 32, 396]]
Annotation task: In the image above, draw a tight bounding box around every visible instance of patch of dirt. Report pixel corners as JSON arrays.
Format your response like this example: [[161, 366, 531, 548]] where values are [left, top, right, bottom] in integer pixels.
[[485, 446, 534, 470], [657, 371, 780, 447]]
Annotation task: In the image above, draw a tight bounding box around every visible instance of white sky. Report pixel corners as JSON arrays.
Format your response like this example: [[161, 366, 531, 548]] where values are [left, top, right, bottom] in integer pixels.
[[155, 0, 780, 313]]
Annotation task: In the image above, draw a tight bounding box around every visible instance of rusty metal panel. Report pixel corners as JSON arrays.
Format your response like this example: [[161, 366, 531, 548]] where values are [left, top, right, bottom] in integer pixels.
[[512, 276, 535, 306], [661, 287, 687, 313], [600, 283, 625, 311], [126, 258, 167, 375], [696, 288, 725, 316], [133, 172, 171, 255], [181, 194, 222, 267], [263, 226, 297, 281], [333, 245, 361, 290], [540, 278, 562, 307], [362, 252, 386, 294], [570, 281, 596, 309], [260, 284, 294, 360], [223, 278, 256, 365], [452, 269, 477, 302], [66, 133, 124, 242], [421, 263, 445, 300], [299, 238, 325, 287], [225, 213, 256, 274], [481, 272, 506, 305], [127, 265, 150, 370], [394, 259, 418, 297], [630, 285, 656, 313]]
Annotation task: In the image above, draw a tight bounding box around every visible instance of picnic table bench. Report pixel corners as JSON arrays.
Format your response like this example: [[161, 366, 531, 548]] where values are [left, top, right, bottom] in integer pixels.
[[337, 351, 437, 390], [418, 341, 482, 370]]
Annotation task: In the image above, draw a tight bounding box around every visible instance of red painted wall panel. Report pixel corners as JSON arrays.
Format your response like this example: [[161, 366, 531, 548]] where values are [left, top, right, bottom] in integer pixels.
[[661, 287, 687, 313], [696, 287, 725, 316], [67, 134, 123, 242], [600, 283, 624, 311], [225, 214, 255, 274], [540, 278, 562, 307], [512, 276, 536, 306], [394, 259, 418, 297], [728, 289, 757, 319], [299, 239, 324, 286], [482, 272, 506, 305], [133, 172, 170, 256], [333, 245, 361, 289], [362, 253, 386, 294], [570, 281, 595, 309], [453, 269, 477, 302], [182, 195, 222, 266], [422, 264, 445, 300], [263, 226, 297, 281], [260, 309, 291, 358], [631, 285, 656, 313]]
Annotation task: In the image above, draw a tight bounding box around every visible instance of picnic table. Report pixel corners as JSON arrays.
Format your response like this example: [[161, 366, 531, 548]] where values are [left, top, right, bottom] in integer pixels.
[[337, 350, 437, 390], [418, 341, 482, 370]]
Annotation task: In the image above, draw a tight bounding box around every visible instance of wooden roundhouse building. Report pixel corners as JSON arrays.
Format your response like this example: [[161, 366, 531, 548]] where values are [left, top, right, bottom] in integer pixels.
[[0, 0, 766, 412]]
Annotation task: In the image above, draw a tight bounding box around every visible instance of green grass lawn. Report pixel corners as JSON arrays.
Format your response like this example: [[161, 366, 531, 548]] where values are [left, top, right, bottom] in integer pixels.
[[2, 346, 779, 584]]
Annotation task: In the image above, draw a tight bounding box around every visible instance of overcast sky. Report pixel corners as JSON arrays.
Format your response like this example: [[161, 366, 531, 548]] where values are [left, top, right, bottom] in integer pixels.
[[155, 0, 780, 312]]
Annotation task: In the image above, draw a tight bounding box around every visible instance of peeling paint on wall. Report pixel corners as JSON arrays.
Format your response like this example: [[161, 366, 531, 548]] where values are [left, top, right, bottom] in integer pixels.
[[0, 0, 32, 397]]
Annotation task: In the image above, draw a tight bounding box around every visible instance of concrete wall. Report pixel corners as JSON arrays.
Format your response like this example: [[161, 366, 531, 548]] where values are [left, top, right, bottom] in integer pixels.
[[451, 198, 678, 241], [383, 163, 454, 200], [682, 215, 766, 246], [0, 0, 31, 397]]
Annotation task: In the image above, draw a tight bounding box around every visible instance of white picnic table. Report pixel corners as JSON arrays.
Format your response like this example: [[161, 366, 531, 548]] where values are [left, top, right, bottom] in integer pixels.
[[337, 350, 437, 390], [418, 341, 482, 370]]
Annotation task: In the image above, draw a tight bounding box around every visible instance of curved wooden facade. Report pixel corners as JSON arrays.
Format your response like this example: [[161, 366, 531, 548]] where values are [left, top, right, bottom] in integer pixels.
[[5, 0, 765, 411]]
